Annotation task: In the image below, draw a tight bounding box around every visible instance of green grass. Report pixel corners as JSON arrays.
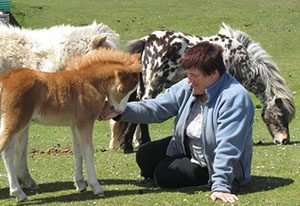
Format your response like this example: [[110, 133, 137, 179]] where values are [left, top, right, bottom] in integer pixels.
[[1, 0, 300, 205]]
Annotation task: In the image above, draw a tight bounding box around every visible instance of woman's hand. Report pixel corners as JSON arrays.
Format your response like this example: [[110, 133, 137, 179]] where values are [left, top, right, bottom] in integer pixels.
[[98, 101, 121, 121], [211, 191, 238, 203]]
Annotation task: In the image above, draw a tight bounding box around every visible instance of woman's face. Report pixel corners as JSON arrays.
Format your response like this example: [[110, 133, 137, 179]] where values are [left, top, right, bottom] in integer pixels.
[[186, 67, 219, 95]]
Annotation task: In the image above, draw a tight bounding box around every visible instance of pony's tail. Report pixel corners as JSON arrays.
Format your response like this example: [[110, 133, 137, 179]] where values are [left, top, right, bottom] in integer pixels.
[[219, 23, 295, 122]]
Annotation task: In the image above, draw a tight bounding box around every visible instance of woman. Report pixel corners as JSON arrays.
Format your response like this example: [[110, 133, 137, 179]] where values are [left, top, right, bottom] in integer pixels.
[[100, 42, 254, 203]]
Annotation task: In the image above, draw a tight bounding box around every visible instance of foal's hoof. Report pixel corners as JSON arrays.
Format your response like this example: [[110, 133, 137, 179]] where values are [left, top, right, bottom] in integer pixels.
[[97, 192, 105, 198], [18, 176, 38, 190], [12, 191, 28, 203], [79, 188, 87, 192], [75, 180, 87, 192], [23, 181, 39, 190], [17, 197, 28, 203], [91, 184, 104, 197]]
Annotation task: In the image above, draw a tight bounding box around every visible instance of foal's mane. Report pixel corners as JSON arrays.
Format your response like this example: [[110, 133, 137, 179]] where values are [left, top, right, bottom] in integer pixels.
[[66, 48, 141, 74]]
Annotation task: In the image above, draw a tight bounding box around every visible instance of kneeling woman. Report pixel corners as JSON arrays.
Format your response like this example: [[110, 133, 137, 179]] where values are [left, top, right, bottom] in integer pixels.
[[100, 42, 254, 203]]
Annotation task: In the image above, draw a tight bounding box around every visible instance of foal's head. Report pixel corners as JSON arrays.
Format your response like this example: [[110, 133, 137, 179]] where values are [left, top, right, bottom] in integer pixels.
[[102, 50, 141, 113], [108, 68, 140, 113], [66, 48, 141, 113]]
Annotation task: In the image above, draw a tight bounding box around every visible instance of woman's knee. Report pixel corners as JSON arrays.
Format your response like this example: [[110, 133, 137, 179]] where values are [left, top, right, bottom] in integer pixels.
[[153, 157, 209, 188], [136, 136, 171, 165], [153, 167, 169, 188], [153, 158, 177, 188]]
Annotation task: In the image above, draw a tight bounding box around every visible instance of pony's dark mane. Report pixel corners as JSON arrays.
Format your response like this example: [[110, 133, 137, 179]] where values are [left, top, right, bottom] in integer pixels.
[[125, 38, 146, 54], [219, 23, 295, 122]]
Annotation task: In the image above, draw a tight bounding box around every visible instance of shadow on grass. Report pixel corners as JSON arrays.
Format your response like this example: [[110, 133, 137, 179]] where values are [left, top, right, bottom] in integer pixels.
[[0, 175, 294, 204], [238, 175, 294, 195], [253, 140, 300, 146]]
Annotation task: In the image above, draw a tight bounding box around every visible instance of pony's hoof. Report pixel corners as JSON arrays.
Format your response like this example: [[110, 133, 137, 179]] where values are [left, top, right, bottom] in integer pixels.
[[75, 180, 87, 192]]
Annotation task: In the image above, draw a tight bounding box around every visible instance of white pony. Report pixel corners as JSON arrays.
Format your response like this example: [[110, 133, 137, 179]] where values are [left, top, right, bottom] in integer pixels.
[[0, 21, 119, 199], [0, 21, 119, 73]]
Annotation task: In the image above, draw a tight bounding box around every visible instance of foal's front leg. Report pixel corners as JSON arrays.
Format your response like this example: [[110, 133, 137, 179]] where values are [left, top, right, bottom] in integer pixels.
[[71, 126, 86, 192], [2, 138, 27, 202], [76, 123, 104, 196], [14, 128, 38, 189]]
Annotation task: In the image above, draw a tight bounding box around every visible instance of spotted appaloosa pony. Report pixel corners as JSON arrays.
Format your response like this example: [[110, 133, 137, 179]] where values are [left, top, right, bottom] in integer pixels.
[[110, 23, 295, 152], [0, 48, 141, 202]]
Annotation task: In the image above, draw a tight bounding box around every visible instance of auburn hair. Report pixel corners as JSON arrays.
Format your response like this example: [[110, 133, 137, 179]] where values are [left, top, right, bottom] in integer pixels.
[[180, 42, 226, 75]]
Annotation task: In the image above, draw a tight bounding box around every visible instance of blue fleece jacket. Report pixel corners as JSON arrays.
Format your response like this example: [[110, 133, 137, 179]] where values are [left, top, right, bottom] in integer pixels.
[[120, 72, 254, 193]]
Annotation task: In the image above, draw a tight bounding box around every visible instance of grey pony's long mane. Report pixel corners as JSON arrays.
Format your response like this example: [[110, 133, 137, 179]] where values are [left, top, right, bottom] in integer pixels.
[[219, 23, 295, 122]]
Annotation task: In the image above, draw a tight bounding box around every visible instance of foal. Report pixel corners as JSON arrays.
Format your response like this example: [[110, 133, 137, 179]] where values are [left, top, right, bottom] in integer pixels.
[[0, 48, 141, 202]]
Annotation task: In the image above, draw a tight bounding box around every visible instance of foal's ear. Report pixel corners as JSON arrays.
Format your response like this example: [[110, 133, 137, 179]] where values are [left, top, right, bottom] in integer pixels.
[[115, 70, 130, 81], [91, 35, 107, 49], [115, 71, 131, 93]]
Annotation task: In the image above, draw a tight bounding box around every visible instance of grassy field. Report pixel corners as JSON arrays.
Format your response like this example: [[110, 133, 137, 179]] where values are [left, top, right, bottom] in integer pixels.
[[1, 0, 300, 205]]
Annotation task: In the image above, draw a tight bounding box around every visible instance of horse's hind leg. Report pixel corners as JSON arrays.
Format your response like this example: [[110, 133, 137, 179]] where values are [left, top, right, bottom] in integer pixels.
[[2, 136, 27, 202], [132, 124, 151, 148], [71, 126, 86, 192], [108, 119, 125, 149], [75, 123, 104, 196], [139, 124, 151, 145], [133, 124, 141, 147], [14, 127, 37, 189], [122, 123, 137, 153]]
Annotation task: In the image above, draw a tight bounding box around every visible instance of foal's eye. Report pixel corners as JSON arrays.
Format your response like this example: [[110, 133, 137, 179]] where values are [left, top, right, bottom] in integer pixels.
[[117, 86, 125, 93]]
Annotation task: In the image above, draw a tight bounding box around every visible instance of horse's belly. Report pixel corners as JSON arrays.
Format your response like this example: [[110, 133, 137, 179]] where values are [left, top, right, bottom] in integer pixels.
[[31, 111, 72, 126]]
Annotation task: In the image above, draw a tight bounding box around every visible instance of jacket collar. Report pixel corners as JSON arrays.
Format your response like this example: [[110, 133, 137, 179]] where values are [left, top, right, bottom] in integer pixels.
[[204, 72, 228, 103], [188, 72, 229, 102]]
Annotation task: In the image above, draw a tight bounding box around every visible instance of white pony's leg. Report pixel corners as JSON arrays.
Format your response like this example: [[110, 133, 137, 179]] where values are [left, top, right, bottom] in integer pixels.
[[133, 124, 141, 147], [2, 138, 27, 202], [71, 126, 86, 192], [108, 120, 118, 149], [14, 127, 37, 189], [76, 123, 104, 196]]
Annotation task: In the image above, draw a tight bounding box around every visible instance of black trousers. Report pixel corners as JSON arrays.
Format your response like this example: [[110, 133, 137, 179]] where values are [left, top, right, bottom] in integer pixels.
[[136, 136, 209, 188]]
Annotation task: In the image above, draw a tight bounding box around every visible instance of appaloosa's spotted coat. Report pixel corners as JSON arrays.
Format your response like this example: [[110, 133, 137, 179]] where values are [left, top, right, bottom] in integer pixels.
[[135, 28, 268, 103], [116, 23, 295, 152]]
